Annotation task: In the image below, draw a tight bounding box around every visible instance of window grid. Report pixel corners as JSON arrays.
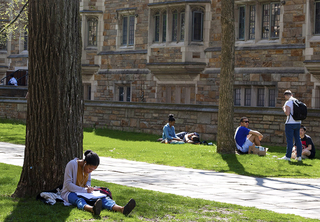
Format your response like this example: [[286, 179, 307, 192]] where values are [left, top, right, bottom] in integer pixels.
[[88, 18, 98, 46], [180, 12, 185, 41], [239, 6, 245, 40], [155, 13, 160, 42], [315, 1, 320, 34], [262, 4, 270, 39], [172, 11, 178, 41], [245, 88, 251, 106], [122, 15, 135, 46], [118, 86, 131, 102], [129, 16, 135, 45], [234, 88, 241, 106], [270, 3, 280, 38], [249, 5, 255, 39], [122, 17, 128, 45], [257, 88, 265, 106], [269, 89, 276, 107], [163, 12, 167, 42], [192, 11, 203, 41], [126, 87, 131, 102]]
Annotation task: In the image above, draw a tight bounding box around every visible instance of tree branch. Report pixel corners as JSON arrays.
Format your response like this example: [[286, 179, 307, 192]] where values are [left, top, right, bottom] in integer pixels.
[[0, 0, 29, 34]]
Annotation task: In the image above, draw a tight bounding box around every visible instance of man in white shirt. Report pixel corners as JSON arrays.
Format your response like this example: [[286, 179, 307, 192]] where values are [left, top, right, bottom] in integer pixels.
[[279, 90, 302, 161]]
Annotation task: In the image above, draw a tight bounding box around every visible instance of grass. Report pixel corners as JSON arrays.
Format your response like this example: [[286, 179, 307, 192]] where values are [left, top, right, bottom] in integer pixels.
[[0, 119, 319, 221], [1, 119, 319, 178], [0, 163, 317, 222]]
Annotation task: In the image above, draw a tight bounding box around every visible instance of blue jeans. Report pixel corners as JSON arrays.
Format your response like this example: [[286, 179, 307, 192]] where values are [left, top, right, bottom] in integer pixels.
[[285, 123, 302, 158], [68, 192, 116, 210]]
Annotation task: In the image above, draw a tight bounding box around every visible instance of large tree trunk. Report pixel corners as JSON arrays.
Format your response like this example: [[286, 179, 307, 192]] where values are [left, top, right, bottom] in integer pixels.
[[217, 0, 235, 153], [13, 0, 83, 198]]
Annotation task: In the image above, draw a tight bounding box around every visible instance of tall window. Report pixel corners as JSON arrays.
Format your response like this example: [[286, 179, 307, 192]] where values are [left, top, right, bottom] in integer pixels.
[[171, 10, 185, 42], [154, 11, 167, 43], [172, 10, 178, 41], [239, 6, 245, 40], [269, 89, 276, 107], [87, 18, 98, 46], [249, 5, 255, 39], [155, 13, 160, 42], [315, 1, 320, 34], [122, 15, 135, 46], [192, 10, 203, 41], [245, 88, 251, 106], [180, 12, 185, 41], [234, 88, 241, 106], [262, 3, 280, 39], [163, 12, 167, 42], [257, 88, 265, 106]]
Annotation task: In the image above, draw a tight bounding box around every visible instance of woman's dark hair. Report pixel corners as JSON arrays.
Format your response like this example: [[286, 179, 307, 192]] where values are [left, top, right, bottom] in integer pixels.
[[84, 150, 100, 166], [168, 114, 175, 122], [192, 136, 200, 143]]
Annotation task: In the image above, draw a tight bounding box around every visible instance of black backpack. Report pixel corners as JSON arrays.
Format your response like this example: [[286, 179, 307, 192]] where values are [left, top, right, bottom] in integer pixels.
[[291, 99, 307, 120]]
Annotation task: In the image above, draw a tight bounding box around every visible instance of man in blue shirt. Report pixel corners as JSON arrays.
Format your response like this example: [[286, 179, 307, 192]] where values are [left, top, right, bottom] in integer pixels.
[[234, 117, 263, 154]]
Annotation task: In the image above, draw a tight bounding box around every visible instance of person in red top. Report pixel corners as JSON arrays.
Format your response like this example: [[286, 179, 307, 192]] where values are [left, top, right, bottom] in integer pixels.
[[291, 125, 316, 159]]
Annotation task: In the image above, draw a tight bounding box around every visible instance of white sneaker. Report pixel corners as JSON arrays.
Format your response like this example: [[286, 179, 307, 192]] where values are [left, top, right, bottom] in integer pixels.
[[296, 156, 302, 161], [278, 156, 291, 161]]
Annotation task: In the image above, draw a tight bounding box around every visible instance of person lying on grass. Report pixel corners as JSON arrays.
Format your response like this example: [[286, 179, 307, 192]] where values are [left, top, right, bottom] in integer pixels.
[[61, 150, 136, 216]]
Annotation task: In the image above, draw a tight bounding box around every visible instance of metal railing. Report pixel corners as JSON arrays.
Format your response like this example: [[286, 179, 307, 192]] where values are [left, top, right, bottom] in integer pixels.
[[0, 69, 28, 85]]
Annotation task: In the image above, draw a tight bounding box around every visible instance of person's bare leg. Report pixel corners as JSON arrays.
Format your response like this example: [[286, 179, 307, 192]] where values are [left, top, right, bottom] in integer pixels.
[[112, 204, 124, 213], [249, 135, 260, 146], [83, 205, 94, 213]]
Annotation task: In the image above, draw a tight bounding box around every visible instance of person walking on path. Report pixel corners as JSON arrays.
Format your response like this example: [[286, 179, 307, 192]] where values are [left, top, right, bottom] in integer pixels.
[[279, 90, 303, 161]]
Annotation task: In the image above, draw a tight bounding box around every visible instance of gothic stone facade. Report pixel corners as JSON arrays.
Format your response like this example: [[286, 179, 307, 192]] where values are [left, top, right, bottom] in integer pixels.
[[1, 0, 320, 108]]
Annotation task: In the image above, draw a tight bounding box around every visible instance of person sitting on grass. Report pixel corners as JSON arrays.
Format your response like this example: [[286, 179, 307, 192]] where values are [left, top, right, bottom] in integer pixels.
[[162, 114, 184, 144], [291, 125, 316, 159], [61, 150, 136, 216], [234, 117, 263, 154]]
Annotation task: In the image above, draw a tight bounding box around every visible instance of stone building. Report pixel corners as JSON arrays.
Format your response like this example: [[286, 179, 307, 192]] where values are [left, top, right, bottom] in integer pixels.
[[1, 0, 320, 144], [1, 0, 320, 107]]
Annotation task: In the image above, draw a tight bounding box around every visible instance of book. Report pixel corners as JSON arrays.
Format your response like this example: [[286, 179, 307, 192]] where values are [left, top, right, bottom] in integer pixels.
[[76, 190, 107, 200]]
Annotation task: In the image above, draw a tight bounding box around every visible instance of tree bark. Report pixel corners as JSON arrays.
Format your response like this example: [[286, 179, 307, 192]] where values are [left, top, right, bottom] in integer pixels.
[[13, 0, 83, 198], [217, 0, 235, 153]]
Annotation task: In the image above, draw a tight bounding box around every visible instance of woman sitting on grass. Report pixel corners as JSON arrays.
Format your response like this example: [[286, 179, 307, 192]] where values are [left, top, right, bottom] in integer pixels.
[[162, 114, 184, 144], [61, 150, 136, 216]]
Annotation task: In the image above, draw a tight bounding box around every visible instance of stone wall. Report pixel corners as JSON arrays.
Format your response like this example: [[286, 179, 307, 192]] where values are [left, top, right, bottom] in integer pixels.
[[1, 98, 319, 147]]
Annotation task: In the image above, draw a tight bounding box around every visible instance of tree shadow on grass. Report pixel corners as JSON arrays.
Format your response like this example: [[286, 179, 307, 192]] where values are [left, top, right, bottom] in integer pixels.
[[220, 152, 250, 176], [3, 198, 74, 222], [84, 127, 160, 142]]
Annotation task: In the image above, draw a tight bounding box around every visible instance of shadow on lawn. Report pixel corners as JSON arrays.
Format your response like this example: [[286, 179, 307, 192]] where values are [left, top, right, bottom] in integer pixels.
[[3, 198, 75, 222], [220, 153, 249, 176], [84, 127, 160, 142]]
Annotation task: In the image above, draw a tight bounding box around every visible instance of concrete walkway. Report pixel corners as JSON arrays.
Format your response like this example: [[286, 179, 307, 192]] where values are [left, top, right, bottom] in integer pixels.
[[1, 141, 320, 220]]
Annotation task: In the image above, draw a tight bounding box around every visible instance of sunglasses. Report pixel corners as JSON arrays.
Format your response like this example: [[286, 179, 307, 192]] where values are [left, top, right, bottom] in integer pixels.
[[242, 121, 249, 123]]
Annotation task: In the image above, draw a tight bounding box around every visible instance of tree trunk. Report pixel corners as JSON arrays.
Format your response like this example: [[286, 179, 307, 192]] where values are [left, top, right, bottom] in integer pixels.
[[217, 0, 235, 153], [13, 0, 83, 198]]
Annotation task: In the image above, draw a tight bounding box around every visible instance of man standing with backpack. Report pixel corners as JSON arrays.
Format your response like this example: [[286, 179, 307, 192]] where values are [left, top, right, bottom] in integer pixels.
[[279, 90, 303, 161]]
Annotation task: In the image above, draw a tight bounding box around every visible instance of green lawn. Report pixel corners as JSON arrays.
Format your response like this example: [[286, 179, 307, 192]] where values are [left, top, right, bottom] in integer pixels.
[[1, 119, 319, 178], [1, 119, 319, 221], [0, 163, 317, 222]]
